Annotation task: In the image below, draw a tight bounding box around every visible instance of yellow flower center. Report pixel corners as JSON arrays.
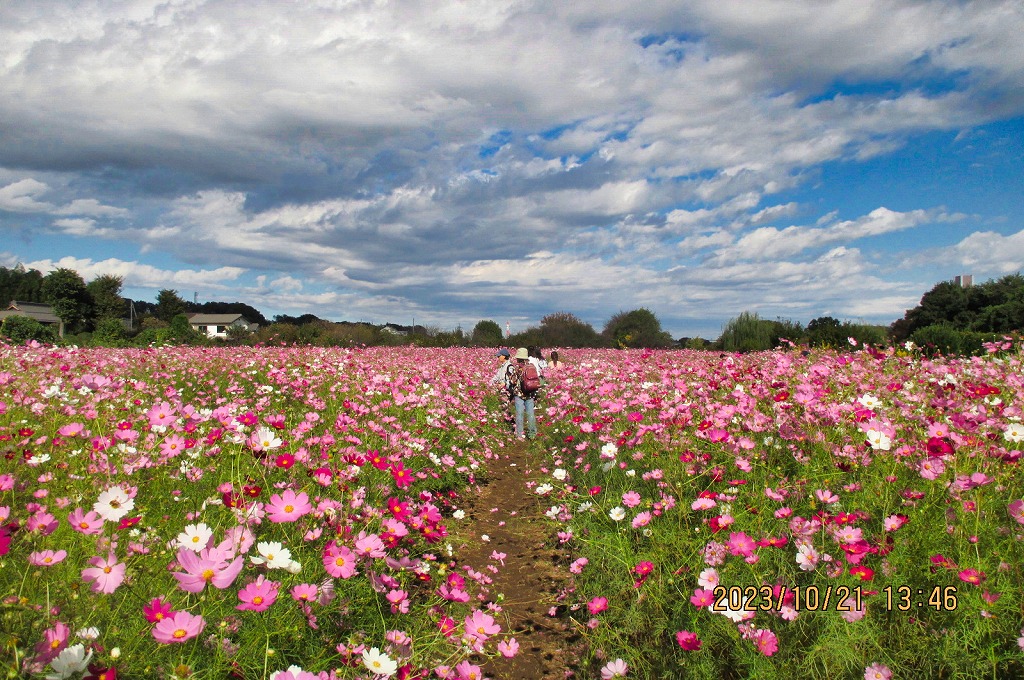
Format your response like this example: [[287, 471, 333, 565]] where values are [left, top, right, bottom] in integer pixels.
[[284, 505, 294, 513], [202, 568, 215, 581], [173, 628, 186, 639]]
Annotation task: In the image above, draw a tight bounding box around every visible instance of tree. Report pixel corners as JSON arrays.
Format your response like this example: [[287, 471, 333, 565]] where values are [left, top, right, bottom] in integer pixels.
[[156, 289, 188, 323], [806, 316, 844, 348], [538, 312, 602, 347], [92, 318, 129, 347], [41, 268, 92, 332], [87, 274, 126, 322], [717, 311, 775, 352], [602, 308, 672, 348], [471, 320, 504, 346]]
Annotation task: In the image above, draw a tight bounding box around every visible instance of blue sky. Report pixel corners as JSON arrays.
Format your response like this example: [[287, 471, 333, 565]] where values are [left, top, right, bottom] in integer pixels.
[[1, 0, 1023, 339]]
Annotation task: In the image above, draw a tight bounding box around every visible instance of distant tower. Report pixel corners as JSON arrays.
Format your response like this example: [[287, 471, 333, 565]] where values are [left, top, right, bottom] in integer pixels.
[[505, 321, 510, 338], [954, 275, 973, 287], [194, 291, 199, 303]]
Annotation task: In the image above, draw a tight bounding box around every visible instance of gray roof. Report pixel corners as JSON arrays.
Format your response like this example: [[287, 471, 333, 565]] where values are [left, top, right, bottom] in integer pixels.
[[188, 313, 250, 325], [1, 300, 61, 324]]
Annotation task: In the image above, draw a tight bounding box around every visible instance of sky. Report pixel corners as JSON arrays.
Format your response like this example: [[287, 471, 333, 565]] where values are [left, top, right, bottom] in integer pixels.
[[1, 0, 1023, 340]]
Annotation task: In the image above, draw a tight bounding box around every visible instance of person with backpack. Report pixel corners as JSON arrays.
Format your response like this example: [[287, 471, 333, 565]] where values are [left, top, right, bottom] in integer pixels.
[[510, 347, 542, 440]]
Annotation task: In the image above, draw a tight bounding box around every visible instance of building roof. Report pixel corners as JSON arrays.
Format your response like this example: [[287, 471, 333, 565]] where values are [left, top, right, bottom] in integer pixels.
[[187, 313, 249, 325], [1, 300, 61, 324]]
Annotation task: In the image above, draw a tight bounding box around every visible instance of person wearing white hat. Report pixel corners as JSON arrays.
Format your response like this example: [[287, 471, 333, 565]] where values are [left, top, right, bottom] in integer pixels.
[[510, 347, 541, 440]]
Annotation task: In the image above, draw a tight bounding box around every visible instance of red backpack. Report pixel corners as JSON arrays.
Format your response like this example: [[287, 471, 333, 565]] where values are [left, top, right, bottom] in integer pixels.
[[519, 361, 542, 393]]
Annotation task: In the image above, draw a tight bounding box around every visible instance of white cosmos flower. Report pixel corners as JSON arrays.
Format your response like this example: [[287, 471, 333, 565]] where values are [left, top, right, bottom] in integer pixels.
[[600, 442, 618, 459], [251, 426, 282, 451], [250, 541, 293, 569], [362, 647, 398, 677], [856, 394, 881, 409], [865, 430, 892, 451], [535, 483, 554, 495], [552, 468, 567, 481], [1004, 423, 1024, 443], [47, 643, 92, 679], [176, 522, 213, 552], [609, 507, 626, 522], [93, 486, 134, 522], [452, 509, 466, 520]]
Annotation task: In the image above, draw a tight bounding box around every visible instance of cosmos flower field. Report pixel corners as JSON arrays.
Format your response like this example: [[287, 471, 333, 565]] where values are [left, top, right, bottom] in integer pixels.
[[1, 340, 1023, 679]]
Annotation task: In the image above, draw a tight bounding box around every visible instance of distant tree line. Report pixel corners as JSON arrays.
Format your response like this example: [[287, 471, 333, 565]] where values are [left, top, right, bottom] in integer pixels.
[[2, 264, 1021, 355]]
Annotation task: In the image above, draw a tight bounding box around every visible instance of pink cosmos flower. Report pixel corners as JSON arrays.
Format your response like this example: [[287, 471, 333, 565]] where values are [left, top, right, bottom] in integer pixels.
[[454, 660, 483, 680], [322, 542, 357, 579], [727, 532, 756, 557], [691, 588, 715, 608], [464, 609, 501, 641], [265, 489, 312, 523], [290, 583, 318, 602], [28, 549, 67, 567], [34, 621, 71, 664], [1008, 500, 1024, 525], [588, 596, 609, 614], [498, 637, 520, 658], [864, 663, 892, 680], [753, 628, 778, 656], [676, 630, 702, 651], [152, 611, 205, 644], [601, 658, 628, 678], [621, 491, 642, 508], [631, 511, 652, 529], [66, 508, 103, 535], [143, 597, 175, 623], [172, 546, 244, 593], [958, 568, 985, 585], [237, 575, 280, 612], [81, 552, 126, 594], [354, 532, 387, 559]]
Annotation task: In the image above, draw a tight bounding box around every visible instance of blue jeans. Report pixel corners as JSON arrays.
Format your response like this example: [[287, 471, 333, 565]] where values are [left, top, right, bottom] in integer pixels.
[[514, 395, 536, 439]]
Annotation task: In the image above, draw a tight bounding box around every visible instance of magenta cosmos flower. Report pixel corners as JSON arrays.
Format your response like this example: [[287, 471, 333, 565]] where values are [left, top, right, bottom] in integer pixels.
[[237, 575, 280, 612], [265, 489, 312, 523], [81, 552, 126, 594], [322, 542, 358, 579], [152, 611, 205, 644], [676, 630, 702, 651]]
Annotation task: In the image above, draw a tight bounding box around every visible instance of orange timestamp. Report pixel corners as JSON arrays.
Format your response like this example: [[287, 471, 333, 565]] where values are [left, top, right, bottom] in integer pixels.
[[711, 584, 959, 613], [712, 585, 865, 612], [882, 585, 959, 611]]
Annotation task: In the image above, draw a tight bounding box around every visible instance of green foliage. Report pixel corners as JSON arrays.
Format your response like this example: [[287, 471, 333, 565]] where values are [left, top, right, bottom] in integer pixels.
[[895, 273, 1024, 340], [92, 317, 130, 346], [910, 324, 998, 356], [155, 289, 188, 322], [0, 314, 58, 343], [539, 311, 603, 348], [167, 313, 204, 345], [41, 267, 92, 332], [717, 311, 775, 352], [86, 274, 126, 321], [603, 308, 672, 348], [471, 319, 504, 346], [0, 264, 45, 303]]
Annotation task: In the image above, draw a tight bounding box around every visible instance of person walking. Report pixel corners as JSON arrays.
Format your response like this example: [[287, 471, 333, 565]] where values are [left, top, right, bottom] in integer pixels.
[[491, 348, 515, 429], [510, 347, 540, 440]]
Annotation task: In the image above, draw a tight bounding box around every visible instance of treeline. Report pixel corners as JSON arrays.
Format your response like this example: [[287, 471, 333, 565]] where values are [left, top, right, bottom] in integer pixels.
[[2, 263, 1022, 354]]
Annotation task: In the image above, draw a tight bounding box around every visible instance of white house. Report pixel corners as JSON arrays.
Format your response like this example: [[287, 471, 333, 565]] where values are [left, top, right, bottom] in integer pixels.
[[187, 313, 256, 339]]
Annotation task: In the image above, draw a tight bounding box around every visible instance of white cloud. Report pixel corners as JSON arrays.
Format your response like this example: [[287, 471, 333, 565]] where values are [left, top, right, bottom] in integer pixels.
[[22, 256, 245, 291], [0, 179, 54, 213]]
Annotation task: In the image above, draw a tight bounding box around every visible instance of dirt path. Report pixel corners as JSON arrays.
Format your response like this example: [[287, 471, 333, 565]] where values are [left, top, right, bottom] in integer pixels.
[[454, 439, 578, 680]]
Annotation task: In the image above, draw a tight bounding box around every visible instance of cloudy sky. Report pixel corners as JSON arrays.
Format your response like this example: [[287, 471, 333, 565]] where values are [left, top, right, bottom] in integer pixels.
[[1, 0, 1022, 339]]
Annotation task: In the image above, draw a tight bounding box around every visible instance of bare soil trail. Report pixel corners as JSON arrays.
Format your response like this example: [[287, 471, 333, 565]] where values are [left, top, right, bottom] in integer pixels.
[[454, 438, 580, 680]]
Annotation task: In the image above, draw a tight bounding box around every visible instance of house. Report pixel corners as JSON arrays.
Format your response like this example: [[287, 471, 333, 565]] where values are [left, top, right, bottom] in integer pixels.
[[187, 313, 257, 339], [0, 300, 64, 337]]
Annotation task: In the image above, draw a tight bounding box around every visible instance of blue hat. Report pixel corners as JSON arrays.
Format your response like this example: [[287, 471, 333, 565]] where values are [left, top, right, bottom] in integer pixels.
[[496, 348, 510, 357]]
